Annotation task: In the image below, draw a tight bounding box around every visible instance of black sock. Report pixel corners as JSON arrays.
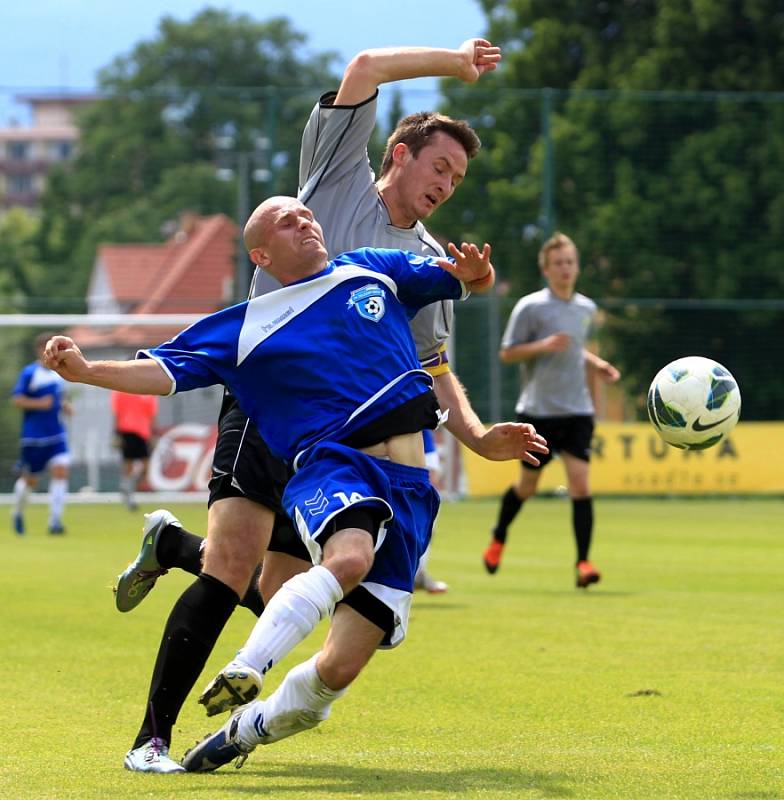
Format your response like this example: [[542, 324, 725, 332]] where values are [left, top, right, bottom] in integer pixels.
[[572, 497, 594, 563], [132, 574, 239, 750], [156, 524, 204, 575], [493, 487, 523, 544], [239, 562, 264, 616]]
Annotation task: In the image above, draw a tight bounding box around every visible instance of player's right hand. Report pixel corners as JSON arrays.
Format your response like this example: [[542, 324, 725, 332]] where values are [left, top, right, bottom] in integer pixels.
[[43, 336, 89, 382], [543, 332, 571, 352]]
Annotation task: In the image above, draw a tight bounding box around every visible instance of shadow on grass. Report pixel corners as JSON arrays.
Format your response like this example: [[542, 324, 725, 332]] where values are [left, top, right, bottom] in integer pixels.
[[180, 761, 576, 797], [490, 586, 636, 598]]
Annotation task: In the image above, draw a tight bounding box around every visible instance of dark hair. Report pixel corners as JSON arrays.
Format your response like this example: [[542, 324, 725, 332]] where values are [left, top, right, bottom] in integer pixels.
[[379, 112, 481, 177]]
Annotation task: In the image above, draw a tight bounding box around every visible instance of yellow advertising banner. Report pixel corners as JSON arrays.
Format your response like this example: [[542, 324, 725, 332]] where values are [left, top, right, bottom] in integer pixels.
[[462, 422, 783, 496]]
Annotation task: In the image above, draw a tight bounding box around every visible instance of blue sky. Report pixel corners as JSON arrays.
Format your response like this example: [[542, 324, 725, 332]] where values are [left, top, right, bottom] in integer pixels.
[[0, 0, 487, 123]]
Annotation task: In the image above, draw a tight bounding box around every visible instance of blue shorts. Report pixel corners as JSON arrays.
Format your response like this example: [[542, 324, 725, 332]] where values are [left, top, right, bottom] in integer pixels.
[[284, 441, 440, 647], [18, 439, 70, 475]]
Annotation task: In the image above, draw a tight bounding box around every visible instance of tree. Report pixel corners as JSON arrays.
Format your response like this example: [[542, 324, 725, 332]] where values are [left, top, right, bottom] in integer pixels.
[[436, 0, 784, 420], [0, 209, 46, 309], [37, 8, 341, 308]]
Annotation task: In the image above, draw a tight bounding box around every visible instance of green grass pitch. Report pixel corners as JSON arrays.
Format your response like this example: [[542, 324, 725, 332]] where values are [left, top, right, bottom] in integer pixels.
[[1, 497, 781, 799]]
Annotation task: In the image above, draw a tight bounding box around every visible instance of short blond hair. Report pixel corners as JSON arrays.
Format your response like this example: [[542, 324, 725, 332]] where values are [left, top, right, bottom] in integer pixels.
[[538, 232, 578, 270]]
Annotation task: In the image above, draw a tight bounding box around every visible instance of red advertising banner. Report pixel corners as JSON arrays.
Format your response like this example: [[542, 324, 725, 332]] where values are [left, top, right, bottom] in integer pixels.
[[147, 423, 218, 492]]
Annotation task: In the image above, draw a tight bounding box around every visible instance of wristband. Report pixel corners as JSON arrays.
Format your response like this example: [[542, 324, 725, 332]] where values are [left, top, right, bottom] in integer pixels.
[[468, 268, 493, 288]]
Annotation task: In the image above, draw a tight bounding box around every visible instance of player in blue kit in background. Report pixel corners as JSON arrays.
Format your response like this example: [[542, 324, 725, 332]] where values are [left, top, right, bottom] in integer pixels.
[[44, 196, 548, 772], [10, 332, 72, 535]]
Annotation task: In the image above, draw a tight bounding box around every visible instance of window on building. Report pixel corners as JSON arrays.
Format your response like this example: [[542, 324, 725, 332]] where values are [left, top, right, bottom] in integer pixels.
[[48, 140, 73, 160], [8, 141, 30, 161], [8, 174, 33, 194]]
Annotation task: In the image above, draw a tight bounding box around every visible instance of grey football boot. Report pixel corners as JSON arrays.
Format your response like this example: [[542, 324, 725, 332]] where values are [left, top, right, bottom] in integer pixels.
[[114, 509, 181, 612]]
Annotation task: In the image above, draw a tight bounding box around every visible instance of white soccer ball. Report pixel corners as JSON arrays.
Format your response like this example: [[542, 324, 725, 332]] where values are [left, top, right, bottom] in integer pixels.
[[647, 356, 741, 450]]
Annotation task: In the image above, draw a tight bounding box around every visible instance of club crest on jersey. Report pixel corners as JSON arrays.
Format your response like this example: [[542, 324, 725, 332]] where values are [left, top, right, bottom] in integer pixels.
[[347, 284, 386, 322]]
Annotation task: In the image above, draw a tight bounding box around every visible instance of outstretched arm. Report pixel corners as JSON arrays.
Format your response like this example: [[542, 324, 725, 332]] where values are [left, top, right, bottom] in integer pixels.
[[334, 38, 501, 105], [433, 372, 548, 465], [42, 336, 173, 395]]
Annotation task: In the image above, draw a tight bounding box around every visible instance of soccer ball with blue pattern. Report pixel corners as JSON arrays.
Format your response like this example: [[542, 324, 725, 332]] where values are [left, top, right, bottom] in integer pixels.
[[647, 356, 741, 450]]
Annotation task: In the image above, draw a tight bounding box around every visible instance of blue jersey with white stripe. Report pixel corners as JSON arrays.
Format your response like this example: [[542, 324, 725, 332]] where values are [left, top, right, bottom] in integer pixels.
[[12, 362, 68, 445], [142, 248, 466, 465]]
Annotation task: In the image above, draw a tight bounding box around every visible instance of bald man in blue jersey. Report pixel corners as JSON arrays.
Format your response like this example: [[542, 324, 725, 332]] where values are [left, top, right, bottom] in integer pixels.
[[110, 37, 546, 774], [45, 195, 549, 772]]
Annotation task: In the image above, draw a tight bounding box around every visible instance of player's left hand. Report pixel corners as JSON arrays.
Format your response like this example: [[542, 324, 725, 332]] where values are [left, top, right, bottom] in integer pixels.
[[436, 242, 495, 292], [475, 422, 549, 465], [598, 362, 621, 383], [457, 38, 502, 82]]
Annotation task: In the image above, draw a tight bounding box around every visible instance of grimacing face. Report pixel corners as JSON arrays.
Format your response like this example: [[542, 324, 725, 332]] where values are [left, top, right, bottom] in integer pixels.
[[249, 198, 327, 275], [396, 132, 468, 221]]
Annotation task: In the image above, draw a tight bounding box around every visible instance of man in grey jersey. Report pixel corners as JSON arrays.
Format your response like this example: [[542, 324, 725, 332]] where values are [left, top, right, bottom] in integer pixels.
[[482, 232, 620, 587], [117, 37, 545, 773]]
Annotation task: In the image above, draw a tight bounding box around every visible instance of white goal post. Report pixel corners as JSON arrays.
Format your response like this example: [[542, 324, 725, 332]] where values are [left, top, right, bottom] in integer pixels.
[[0, 314, 204, 327]]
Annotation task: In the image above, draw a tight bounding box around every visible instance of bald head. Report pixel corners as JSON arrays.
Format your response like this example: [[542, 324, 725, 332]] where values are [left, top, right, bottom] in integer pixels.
[[243, 195, 328, 284], [243, 195, 297, 251]]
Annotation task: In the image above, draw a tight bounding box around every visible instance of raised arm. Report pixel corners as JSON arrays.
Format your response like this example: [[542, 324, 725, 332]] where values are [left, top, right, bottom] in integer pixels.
[[334, 38, 501, 105], [43, 336, 173, 396]]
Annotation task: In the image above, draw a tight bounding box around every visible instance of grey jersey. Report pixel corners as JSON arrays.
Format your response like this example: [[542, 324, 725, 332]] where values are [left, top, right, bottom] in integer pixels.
[[296, 91, 452, 364], [502, 287, 597, 416]]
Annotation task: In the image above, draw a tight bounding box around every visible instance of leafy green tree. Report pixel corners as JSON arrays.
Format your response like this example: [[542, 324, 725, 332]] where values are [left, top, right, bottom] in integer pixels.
[[0, 210, 47, 478], [0, 209, 47, 309], [37, 8, 340, 308], [436, 0, 784, 419]]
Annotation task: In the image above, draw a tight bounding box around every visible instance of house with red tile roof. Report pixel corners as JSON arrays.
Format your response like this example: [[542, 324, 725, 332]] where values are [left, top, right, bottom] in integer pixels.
[[69, 212, 238, 351]]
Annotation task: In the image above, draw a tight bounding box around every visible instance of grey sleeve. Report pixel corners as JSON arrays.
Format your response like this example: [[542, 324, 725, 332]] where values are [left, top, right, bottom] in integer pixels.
[[298, 91, 379, 201], [501, 298, 533, 348]]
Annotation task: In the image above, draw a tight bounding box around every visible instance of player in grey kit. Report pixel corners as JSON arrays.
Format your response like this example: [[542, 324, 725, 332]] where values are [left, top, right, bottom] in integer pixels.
[[200, 35, 551, 725], [116, 37, 545, 773], [482, 232, 620, 587]]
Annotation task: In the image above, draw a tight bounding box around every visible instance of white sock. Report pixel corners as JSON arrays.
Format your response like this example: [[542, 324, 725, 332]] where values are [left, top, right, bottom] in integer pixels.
[[13, 477, 30, 516], [234, 565, 343, 675], [49, 478, 67, 523], [237, 653, 346, 746]]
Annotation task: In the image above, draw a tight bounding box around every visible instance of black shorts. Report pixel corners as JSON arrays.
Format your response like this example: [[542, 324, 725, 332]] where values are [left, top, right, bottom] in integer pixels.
[[518, 413, 594, 470], [208, 394, 311, 560], [117, 432, 149, 460], [208, 394, 290, 514]]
